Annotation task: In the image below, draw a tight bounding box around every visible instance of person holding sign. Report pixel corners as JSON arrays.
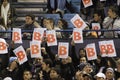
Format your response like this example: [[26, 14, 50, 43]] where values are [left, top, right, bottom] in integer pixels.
[[56, 19, 70, 39], [21, 14, 41, 39], [89, 11, 104, 38], [45, 18, 62, 38], [60, 56, 75, 80]]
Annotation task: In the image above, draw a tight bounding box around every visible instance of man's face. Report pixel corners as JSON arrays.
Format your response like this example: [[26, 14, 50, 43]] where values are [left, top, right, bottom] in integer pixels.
[[50, 70, 58, 79], [93, 14, 101, 22], [80, 57, 86, 63], [105, 71, 114, 79], [108, 9, 114, 18], [25, 16, 33, 24], [23, 71, 32, 80], [79, 50, 85, 57]]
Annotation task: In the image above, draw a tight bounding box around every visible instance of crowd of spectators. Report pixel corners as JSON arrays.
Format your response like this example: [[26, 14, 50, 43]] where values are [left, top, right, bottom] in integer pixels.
[[0, 0, 120, 80]]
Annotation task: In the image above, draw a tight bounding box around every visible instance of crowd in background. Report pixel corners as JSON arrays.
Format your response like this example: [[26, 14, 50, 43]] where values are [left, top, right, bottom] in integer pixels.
[[0, 0, 120, 80]]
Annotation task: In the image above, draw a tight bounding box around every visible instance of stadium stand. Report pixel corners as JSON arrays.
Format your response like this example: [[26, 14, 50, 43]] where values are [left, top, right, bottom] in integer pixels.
[[1, 1, 120, 80], [10, 0, 47, 26], [71, 0, 81, 13]]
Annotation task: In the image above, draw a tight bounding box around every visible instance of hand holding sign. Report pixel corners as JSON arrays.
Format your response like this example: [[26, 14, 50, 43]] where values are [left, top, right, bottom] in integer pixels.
[[13, 46, 27, 65], [71, 14, 87, 30], [30, 41, 41, 58], [99, 40, 116, 57], [58, 42, 69, 58], [0, 38, 8, 54], [46, 30, 57, 46], [86, 43, 97, 60], [32, 28, 46, 42], [73, 28, 83, 43]]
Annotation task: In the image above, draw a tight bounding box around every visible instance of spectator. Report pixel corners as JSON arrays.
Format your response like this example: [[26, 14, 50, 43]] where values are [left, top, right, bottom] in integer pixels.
[[93, 55, 106, 73], [115, 59, 120, 80], [75, 70, 84, 80], [23, 70, 32, 80], [102, 6, 120, 38], [1, 59, 19, 80], [21, 14, 41, 39], [60, 56, 75, 80], [89, 11, 104, 38], [56, 19, 70, 39], [79, 57, 87, 64], [78, 63, 94, 75], [40, 17, 48, 28], [49, 67, 64, 80], [105, 67, 115, 80], [45, 18, 62, 38], [1, 0, 11, 29], [40, 59, 53, 80], [83, 73, 93, 80]]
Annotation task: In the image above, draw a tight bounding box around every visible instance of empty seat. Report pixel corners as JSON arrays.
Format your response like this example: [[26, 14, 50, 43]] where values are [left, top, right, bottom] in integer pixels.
[[63, 13, 76, 28], [71, 0, 81, 3], [45, 14, 61, 20], [71, 0, 81, 13]]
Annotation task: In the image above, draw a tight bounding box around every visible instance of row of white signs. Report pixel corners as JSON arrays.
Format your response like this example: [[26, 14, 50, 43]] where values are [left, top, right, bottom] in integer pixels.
[[0, 13, 110, 65], [0, 38, 116, 65], [13, 14, 102, 45]]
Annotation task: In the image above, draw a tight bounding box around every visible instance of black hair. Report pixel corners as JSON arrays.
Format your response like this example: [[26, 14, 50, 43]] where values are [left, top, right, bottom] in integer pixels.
[[43, 59, 53, 67], [50, 67, 61, 75], [93, 10, 105, 21], [26, 14, 35, 21], [58, 19, 68, 29], [78, 48, 85, 53]]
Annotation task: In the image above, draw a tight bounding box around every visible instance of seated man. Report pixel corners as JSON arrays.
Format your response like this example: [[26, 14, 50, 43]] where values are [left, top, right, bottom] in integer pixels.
[[21, 14, 41, 39]]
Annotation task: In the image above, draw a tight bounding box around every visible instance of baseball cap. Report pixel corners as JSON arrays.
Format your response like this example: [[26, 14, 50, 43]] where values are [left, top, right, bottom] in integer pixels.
[[106, 68, 114, 73], [95, 72, 106, 79], [3, 77, 12, 80]]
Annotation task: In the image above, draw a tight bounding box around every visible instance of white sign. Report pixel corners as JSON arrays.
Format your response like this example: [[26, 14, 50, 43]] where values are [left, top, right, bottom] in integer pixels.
[[0, 38, 8, 54], [99, 40, 116, 57], [73, 28, 83, 43], [12, 28, 22, 43], [58, 42, 69, 58], [46, 30, 57, 46], [86, 43, 97, 60], [13, 46, 28, 65], [30, 41, 41, 58], [82, 0, 93, 8], [71, 14, 87, 30], [32, 28, 46, 42]]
